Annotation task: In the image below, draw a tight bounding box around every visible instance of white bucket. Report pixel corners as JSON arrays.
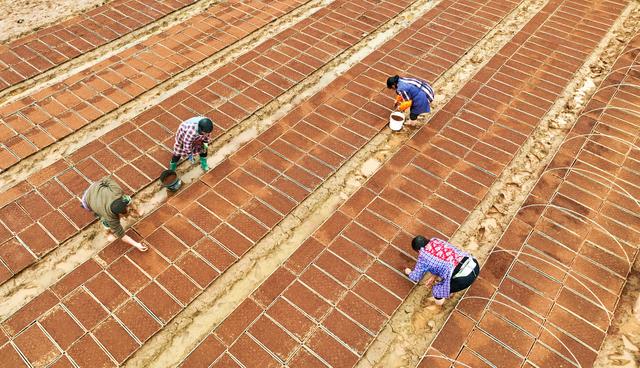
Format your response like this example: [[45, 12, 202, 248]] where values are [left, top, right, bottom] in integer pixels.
[[389, 111, 405, 131]]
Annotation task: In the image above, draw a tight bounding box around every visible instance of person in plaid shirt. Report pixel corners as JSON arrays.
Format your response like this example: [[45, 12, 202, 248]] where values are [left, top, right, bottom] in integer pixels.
[[404, 235, 480, 305], [170, 116, 214, 171]]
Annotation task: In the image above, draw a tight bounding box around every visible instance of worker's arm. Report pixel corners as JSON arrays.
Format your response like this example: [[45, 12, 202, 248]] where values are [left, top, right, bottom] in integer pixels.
[[405, 253, 429, 283], [106, 217, 125, 238], [202, 135, 210, 153], [107, 232, 147, 251], [396, 89, 413, 111]]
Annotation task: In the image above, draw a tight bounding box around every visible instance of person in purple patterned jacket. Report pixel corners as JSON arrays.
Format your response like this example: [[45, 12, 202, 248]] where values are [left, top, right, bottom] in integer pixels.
[[169, 116, 214, 171], [404, 235, 480, 305]]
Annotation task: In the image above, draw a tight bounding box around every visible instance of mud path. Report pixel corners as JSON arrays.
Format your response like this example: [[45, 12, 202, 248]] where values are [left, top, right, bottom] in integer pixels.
[[0, 0, 325, 189], [359, 2, 640, 367], [0, 0, 110, 44], [121, 0, 581, 365]]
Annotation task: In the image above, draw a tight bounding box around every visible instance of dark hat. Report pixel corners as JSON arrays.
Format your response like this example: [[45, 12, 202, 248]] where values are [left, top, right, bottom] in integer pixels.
[[198, 118, 214, 133], [387, 75, 400, 88], [110, 197, 129, 215], [411, 235, 428, 251]]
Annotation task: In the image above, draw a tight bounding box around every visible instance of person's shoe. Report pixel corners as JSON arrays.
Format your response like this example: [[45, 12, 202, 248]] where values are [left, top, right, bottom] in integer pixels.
[[200, 157, 209, 171], [169, 161, 177, 171]]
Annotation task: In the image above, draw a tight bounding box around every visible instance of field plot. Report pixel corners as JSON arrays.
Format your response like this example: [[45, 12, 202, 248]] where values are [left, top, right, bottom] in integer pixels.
[[0, 0, 639, 367]]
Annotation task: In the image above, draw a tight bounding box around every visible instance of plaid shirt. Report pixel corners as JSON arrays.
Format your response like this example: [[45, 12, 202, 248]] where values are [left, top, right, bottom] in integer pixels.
[[172, 116, 211, 157], [408, 238, 469, 299]]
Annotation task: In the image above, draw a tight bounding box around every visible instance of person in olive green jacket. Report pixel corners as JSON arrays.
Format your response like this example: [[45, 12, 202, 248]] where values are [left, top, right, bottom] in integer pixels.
[[81, 177, 147, 251]]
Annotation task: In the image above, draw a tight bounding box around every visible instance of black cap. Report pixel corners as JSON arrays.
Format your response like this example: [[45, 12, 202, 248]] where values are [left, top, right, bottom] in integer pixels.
[[411, 235, 428, 251], [387, 75, 399, 88], [198, 118, 214, 133]]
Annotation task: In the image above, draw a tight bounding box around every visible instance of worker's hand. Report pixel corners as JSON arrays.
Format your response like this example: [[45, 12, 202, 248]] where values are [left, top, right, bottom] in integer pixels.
[[203, 142, 208, 151], [398, 101, 412, 111], [132, 241, 148, 252], [107, 234, 116, 242], [122, 234, 148, 251], [404, 268, 412, 276], [434, 298, 445, 305], [188, 154, 195, 163]]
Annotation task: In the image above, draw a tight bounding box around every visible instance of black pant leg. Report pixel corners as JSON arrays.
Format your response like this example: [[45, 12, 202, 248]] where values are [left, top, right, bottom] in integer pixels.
[[449, 260, 480, 293]]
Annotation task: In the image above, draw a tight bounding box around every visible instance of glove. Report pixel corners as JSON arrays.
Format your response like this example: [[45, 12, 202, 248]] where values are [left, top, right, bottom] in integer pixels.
[[398, 100, 412, 111], [203, 142, 208, 151], [393, 95, 403, 108], [188, 154, 195, 163]]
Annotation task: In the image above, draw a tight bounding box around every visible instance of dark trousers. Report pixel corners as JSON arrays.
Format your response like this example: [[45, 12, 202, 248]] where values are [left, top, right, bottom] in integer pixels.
[[449, 257, 480, 293], [171, 151, 207, 163], [409, 112, 419, 120]]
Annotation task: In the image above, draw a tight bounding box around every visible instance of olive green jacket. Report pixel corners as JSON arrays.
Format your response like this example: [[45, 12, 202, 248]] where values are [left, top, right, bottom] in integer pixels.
[[84, 177, 125, 237]]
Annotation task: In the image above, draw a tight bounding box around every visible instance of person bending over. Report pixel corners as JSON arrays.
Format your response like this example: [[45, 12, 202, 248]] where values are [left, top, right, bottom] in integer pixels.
[[170, 116, 214, 171], [404, 235, 479, 305], [387, 75, 435, 127], [81, 176, 147, 251]]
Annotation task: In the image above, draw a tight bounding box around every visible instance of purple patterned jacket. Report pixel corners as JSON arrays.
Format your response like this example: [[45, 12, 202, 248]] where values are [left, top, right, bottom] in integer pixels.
[[408, 238, 469, 299]]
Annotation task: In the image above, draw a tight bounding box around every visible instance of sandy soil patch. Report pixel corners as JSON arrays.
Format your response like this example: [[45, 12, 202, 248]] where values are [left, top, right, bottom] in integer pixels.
[[0, 0, 109, 43]]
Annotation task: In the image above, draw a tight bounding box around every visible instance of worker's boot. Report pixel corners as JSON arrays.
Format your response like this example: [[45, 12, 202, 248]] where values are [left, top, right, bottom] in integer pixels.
[[200, 157, 209, 171], [169, 161, 177, 171]]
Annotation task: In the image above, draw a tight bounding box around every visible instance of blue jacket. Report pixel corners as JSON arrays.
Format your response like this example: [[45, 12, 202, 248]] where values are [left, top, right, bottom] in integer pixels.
[[396, 77, 435, 115]]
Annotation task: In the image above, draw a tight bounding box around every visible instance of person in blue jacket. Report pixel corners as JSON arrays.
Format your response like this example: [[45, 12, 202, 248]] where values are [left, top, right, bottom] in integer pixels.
[[387, 75, 435, 126]]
